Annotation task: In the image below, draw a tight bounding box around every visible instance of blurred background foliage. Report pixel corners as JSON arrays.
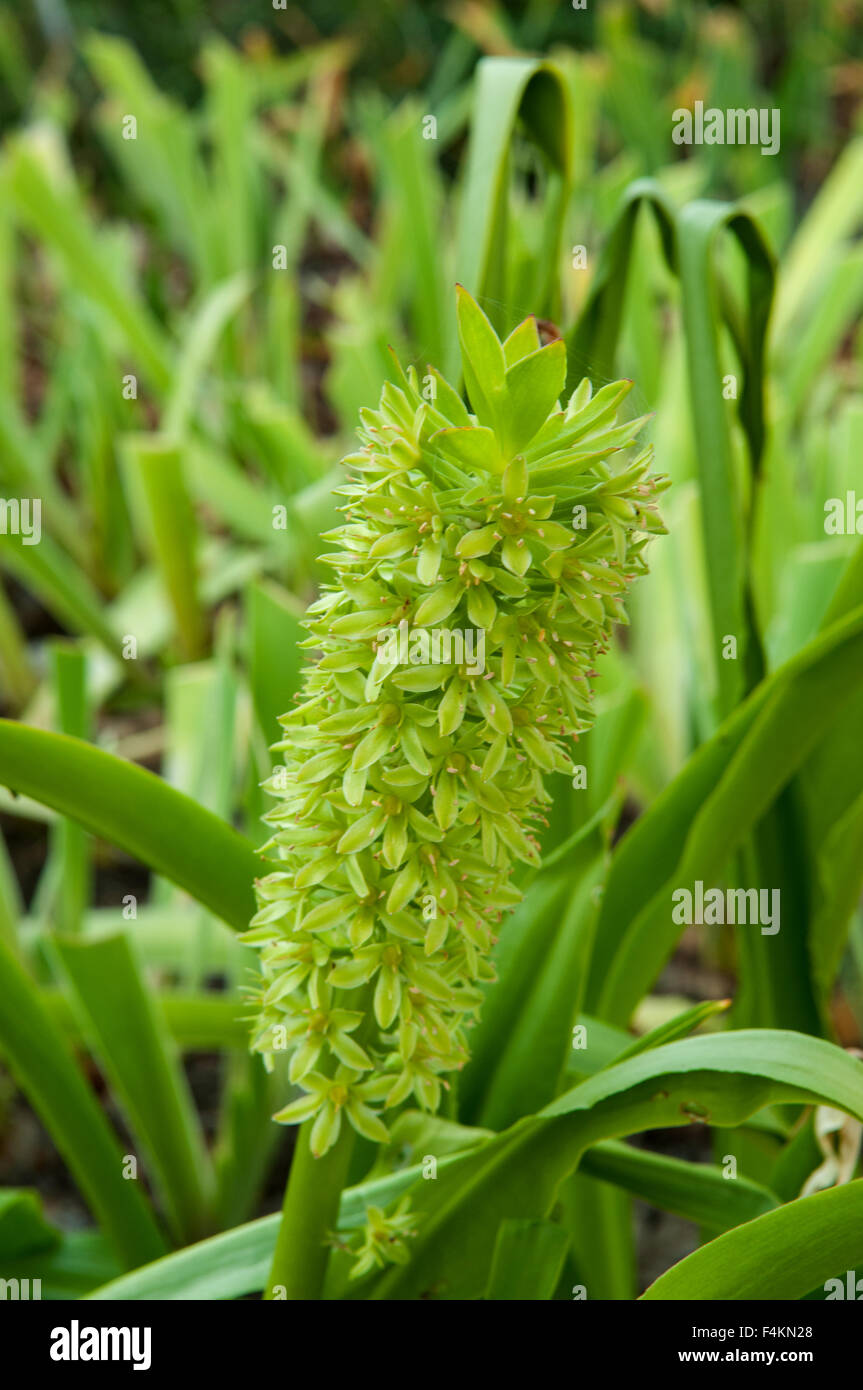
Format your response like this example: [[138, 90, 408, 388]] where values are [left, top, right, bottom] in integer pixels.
[[1, 0, 861, 779]]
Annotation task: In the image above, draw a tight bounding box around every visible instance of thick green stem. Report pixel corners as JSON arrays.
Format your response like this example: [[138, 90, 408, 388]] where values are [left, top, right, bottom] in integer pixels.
[[265, 1116, 355, 1300]]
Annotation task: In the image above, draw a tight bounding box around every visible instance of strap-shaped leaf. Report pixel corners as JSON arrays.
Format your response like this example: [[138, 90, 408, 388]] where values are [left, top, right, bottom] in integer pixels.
[[565, 177, 677, 396], [586, 605, 863, 1024], [461, 833, 607, 1130], [90, 1031, 859, 1302], [676, 200, 774, 713], [641, 1179, 863, 1301], [88, 1160, 444, 1301], [368, 1030, 863, 1300], [484, 1219, 569, 1300], [581, 1140, 778, 1234], [566, 182, 774, 715], [455, 57, 573, 346], [0, 721, 259, 930], [53, 932, 215, 1245], [0, 937, 166, 1269]]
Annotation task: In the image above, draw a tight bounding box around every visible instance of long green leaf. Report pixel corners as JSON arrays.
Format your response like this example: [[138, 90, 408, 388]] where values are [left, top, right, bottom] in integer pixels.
[[0, 937, 166, 1269], [642, 1180, 863, 1301], [4, 1232, 122, 1300], [484, 1219, 569, 1300], [463, 832, 607, 1130], [565, 178, 676, 394], [52, 932, 215, 1244], [581, 1140, 778, 1233], [121, 434, 206, 660], [42, 986, 248, 1051], [587, 605, 863, 1024], [0, 721, 258, 930], [676, 200, 774, 713], [370, 1030, 863, 1300], [455, 56, 572, 344], [88, 1161, 441, 1300], [47, 642, 91, 934]]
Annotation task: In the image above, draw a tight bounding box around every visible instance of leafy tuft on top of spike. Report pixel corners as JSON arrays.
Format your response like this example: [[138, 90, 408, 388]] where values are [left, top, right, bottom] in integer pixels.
[[242, 287, 669, 1157]]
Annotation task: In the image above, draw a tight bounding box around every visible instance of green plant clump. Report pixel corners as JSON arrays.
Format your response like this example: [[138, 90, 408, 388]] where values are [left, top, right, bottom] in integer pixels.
[[243, 288, 669, 1156]]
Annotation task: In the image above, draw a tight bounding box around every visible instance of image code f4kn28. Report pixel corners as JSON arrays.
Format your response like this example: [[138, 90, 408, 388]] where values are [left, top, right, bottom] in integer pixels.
[[0, 0, 862, 1344]]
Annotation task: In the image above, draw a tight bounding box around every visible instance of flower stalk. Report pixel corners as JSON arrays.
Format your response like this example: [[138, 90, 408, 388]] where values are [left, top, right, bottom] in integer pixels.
[[264, 1115, 355, 1299]]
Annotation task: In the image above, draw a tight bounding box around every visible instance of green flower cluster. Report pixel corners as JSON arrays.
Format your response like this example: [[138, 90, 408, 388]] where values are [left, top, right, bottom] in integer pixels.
[[243, 287, 667, 1156], [342, 1196, 419, 1280]]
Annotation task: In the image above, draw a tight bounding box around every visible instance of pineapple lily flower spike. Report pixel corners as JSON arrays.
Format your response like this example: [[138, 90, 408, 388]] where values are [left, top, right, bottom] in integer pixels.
[[244, 286, 668, 1292]]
